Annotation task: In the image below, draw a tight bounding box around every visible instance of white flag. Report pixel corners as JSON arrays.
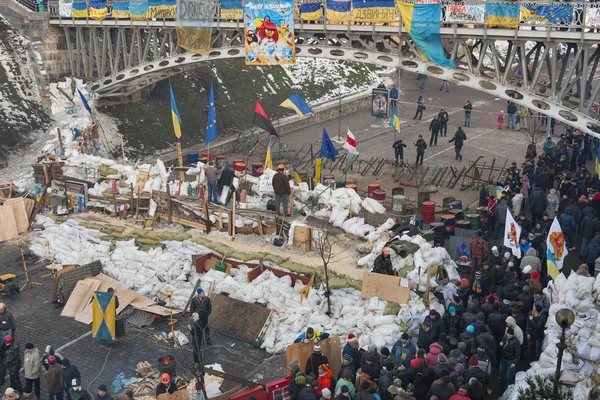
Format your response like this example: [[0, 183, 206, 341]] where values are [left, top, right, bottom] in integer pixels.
[[504, 209, 522, 258], [546, 217, 568, 278], [343, 128, 359, 155]]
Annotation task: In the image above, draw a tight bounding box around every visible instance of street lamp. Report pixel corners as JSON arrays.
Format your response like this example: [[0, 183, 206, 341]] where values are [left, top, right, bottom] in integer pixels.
[[553, 308, 575, 396]]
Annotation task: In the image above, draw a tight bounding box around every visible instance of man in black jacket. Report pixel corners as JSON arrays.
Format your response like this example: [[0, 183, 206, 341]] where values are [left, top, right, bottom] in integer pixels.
[[429, 116, 441, 146], [305, 345, 329, 377], [580, 208, 598, 258], [463, 101, 473, 127], [191, 288, 212, 346], [417, 322, 436, 351], [62, 359, 81, 400], [392, 140, 407, 167], [272, 164, 291, 216], [298, 381, 319, 400], [449, 127, 467, 161], [499, 328, 520, 390], [438, 108, 449, 136], [527, 305, 547, 362], [529, 185, 548, 225]]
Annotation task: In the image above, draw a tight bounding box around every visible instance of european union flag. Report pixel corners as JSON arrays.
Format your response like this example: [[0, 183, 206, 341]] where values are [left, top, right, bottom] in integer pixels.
[[206, 82, 218, 144], [78, 89, 92, 115], [320, 128, 339, 161]]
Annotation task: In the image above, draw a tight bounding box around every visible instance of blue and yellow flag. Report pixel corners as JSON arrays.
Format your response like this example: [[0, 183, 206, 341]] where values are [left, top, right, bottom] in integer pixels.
[[71, 0, 88, 17], [292, 163, 302, 184], [129, 0, 149, 20], [112, 0, 129, 18], [300, 3, 322, 20], [389, 105, 400, 133], [280, 93, 312, 118], [206, 82, 218, 145], [520, 5, 573, 24], [220, 0, 243, 19], [485, 3, 519, 28], [396, 2, 456, 68], [326, 0, 351, 22], [265, 136, 273, 170], [169, 79, 182, 140], [313, 157, 322, 185], [89, 0, 107, 19], [92, 291, 116, 342], [353, 0, 395, 23]]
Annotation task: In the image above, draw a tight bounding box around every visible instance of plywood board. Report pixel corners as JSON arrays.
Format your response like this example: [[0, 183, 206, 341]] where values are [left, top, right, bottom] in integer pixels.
[[361, 272, 411, 304], [210, 293, 271, 343], [285, 336, 342, 378], [0, 205, 19, 241], [157, 390, 189, 400], [203, 258, 232, 275], [75, 277, 138, 324], [4, 198, 29, 233], [24, 199, 35, 219], [61, 279, 101, 317]]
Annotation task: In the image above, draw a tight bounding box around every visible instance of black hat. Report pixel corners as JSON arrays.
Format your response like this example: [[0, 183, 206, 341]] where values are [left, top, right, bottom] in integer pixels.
[[25, 343, 34, 350], [98, 385, 107, 392], [507, 327, 515, 335], [341, 386, 349, 394], [307, 327, 314, 335], [401, 333, 409, 340], [22, 387, 32, 395]]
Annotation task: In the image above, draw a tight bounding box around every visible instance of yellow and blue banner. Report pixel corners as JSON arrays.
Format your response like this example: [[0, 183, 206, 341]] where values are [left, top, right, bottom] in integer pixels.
[[353, 0, 395, 23], [90, 0, 107, 20], [292, 163, 302, 184], [595, 142, 600, 176], [520, 5, 573, 24], [149, 0, 176, 18], [169, 79, 182, 140], [129, 0, 149, 19], [176, 0, 218, 54], [220, 0, 243, 19], [112, 0, 129, 18], [326, 0, 351, 21], [300, 3, 322, 20], [92, 291, 116, 342], [389, 105, 400, 133], [71, 0, 88, 18], [485, 3, 519, 28], [280, 93, 312, 118], [397, 2, 456, 68], [265, 136, 273, 170]]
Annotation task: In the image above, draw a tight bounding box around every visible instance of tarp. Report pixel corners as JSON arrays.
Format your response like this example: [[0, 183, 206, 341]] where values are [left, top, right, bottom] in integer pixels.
[[59, 0, 72, 17], [71, 0, 88, 18], [520, 4, 573, 24], [352, 0, 395, 23], [89, 0, 107, 19], [397, 2, 456, 68], [326, 0, 351, 21], [444, 4, 484, 23], [176, 0, 218, 54], [485, 2, 519, 28]]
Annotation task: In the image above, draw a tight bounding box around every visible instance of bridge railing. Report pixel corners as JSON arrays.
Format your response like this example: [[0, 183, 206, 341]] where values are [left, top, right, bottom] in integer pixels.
[[45, 0, 598, 31]]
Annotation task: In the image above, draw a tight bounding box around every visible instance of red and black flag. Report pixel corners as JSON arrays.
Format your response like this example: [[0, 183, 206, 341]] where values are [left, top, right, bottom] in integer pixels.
[[253, 101, 279, 137]]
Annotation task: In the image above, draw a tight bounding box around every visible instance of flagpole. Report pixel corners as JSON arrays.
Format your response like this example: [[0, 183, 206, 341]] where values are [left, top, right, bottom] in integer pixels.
[[177, 141, 184, 182]]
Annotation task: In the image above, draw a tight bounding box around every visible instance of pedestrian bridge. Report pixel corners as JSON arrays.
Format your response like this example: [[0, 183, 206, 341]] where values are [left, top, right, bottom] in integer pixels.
[[35, 0, 600, 134]]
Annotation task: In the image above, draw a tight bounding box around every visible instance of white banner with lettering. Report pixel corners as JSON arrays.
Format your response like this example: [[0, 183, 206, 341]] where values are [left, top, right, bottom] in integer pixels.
[[445, 4, 485, 23], [587, 7, 600, 27]]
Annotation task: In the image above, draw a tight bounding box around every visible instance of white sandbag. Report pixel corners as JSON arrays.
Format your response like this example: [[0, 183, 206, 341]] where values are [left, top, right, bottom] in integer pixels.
[[220, 186, 230, 205], [361, 197, 386, 214], [332, 208, 349, 228], [180, 182, 189, 197], [576, 275, 595, 298], [152, 177, 162, 191]]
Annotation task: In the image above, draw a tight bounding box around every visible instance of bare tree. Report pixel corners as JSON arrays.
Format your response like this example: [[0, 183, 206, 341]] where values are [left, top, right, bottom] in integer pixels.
[[312, 219, 345, 316], [522, 115, 547, 160]]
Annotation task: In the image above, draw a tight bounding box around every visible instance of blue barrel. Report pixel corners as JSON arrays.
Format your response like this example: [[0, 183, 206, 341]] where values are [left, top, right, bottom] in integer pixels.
[[449, 200, 462, 210], [188, 152, 199, 165], [410, 215, 424, 229], [441, 213, 456, 237]]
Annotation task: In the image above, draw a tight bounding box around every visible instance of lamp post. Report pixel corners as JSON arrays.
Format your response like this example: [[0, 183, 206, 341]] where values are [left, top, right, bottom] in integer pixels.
[[553, 308, 575, 396]]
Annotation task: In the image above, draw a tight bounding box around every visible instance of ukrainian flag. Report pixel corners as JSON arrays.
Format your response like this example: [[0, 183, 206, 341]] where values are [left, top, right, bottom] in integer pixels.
[[71, 0, 88, 18], [326, 0, 351, 22], [220, 0, 243, 19], [129, 0, 149, 20], [169, 79, 182, 140], [292, 163, 302, 184], [112, 0, 129, 18], [396, 2, 456, 68], [485, 3, 519, 28], [265, 137, 273, 170], [280, 93, 312, 118], [389, 105, 400, 133], [300, 3, 322, 21], [353, 0, 395, 23], [90, 0, 107, 20], [547, 248, 560, 280]]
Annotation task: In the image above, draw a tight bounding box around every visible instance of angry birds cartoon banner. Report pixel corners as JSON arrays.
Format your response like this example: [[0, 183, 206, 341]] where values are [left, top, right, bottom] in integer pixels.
[[244, 0, 296, 65]]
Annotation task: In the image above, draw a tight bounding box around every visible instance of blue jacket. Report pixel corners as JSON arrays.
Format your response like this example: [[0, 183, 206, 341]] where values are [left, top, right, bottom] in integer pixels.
[[391, 340, 416, 368], [343, 343, 362, 370], [559, 208, 575, 232]]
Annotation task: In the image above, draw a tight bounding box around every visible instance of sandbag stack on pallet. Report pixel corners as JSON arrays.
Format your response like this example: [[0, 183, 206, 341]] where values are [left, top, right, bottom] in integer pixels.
[[0, 198, 35, 241]]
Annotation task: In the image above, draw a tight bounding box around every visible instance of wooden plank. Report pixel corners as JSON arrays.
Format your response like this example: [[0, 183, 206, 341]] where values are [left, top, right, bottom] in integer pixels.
[[0, 206, 19, 241], [256, 216, 263, 237], [24, 199, 35, 218], [285, 336, 342, 379], [4, 198, 30, 233], [361, 272, 411, 304], [60, 279, 101, 318]]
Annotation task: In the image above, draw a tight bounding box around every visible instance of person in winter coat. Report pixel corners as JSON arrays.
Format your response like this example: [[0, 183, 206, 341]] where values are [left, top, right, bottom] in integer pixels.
[[447, 348, 467, 372], [504, 316, 524, 345], [426, 375, 455, 400], [335, 386, 350, 400], [580, 208, 598, 257], [24, 343, 41, 398], [272, 164, 291, 216], [502, 276, 521, 301], [471, 313, 490, 337], [521, 175, 531, 207], [443, 307, 460, 335], [459, 305, 478, 333], [414, 136, 427, 165], [306, 346, 329, 377], [289, 361, 305, 400], [392, 333, 417, 370], [479, 184, 489, 207], [3, 336, 21, 393], [430, 354, 451, 381], [42, 346, 63, 372], [392, 140, 407, 167], [487, 196, 497, 233], [0, 304, 16, 343], [465, 358, 489, 390], [546, 189, 560, 219], [583, 232, 600, 274], [46, 356, 62, 400], [380, 347, 395, 368], [469, 232, 489, 275], [497, 111, 505, 129], [527, 304, 547, 362], [426, 343, 444, 367], [468, 271, 488, 303], [494, 196, 510, 239], [373, 248, 394, 276], [360, 345, 380, 370], [343, 334, 362, 371], [190, 288, 212, 345], [466, 377, 485, 400], [449, 128, 467, 161], [499, 328, 521, 390], [559, 207, 576, 250], [316, 364, 333, 397], [61, 359, 81, 400], [458, 326, 475, 357], [435, 333, 452, 355], [417, 323, 436, 353], [521, 248, 541, 273], [378, 366, 393, 400], [529, 185, 548, 225], [429, 116, 441, 147], [424, 310, 445, 340], [335, 370, 355, 397], [361, 353, 381, 381], [413, 96, 425, 120], [299, 381, 319, 400], [449, 387, 469, 400]]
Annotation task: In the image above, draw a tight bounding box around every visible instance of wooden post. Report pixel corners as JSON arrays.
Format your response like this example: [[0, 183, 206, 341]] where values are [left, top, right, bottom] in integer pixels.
[[227, 210, 233, 237], [288, 188, 294, 216], [218, 211, 223, 231], [176, 141, 185, 182], [203, 198, 211, 234], [120, 135, 126, 163], [425, 269, 431, 301], [57, 128, 63, 151], [166, 183, 173, 224], [256, 216, 263, 236], [129, 183, 134, 219], [232, 192, 236, 236], [42, 164, 49, 185]]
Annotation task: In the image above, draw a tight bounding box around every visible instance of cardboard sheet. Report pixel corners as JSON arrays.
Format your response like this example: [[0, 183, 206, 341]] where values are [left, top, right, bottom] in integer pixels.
[[4, 198, 30, 233], [0, 205, 19, 241], [361, 272, 411, 304], [61, 279, 101, 317], [285, 336, 341, 378]]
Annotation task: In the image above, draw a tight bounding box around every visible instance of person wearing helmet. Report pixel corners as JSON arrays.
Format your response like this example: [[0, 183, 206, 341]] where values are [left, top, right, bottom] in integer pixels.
[[190, 288, 212, 346], [156, 373, 177, 397], [0, 303, 16, 343], [272, 164, 291, 216], [372, 247, 394, 276], [4, 335, 22, 392], [46, 355, 62, 400]]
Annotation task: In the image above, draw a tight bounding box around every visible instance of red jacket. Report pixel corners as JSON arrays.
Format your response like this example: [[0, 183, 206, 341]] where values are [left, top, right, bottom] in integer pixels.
[[450, 392, 470, 400], [316, 367, 332, 396]]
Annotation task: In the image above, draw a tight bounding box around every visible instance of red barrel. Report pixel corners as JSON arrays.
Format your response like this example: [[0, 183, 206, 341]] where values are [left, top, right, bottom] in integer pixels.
[[201, 151, 213, 161], [234, 162, 246, 172], [233, 158, 245, 164], [255, 167, 264, 177], [372, 189, 386, 201], [368, 183, 381, 198], [215, 154, 227, 169], [346, 184, 358, 192], [422, 201, 436, 224], [251, 162, 263, 175], [198, 186, 204, 199]]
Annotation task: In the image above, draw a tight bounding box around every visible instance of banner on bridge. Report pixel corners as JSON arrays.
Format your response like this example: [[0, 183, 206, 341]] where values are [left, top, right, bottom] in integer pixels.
[[326, 0, 351, 22], [149, 0, 176, 18], [90, 0, 107, 19], [300, 3, 323, 20], [244, 0, 296, 65], [176, 0, 218, 54], [485, 2, 519, 28], [129, 0, 149, 19], [220, 0, 243, 19], [59, 0, 72, 17], [71, 0, 88, 18], [445, 4, 484, 23], [352, 0, 395, 23], [520, 5, 573, 24], [588, 7, 600, 27], [112, 0, 129, 18]]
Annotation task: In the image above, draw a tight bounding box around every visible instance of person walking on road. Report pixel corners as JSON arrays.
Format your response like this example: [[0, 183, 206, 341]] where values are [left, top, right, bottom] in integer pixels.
[[413, 96, 425, 120], [415, 135, 427, 165], [507, 102, 517, 130], [46, 356, 62, 400], [392, 139, 407, 167], [440, 80, 450, 92], [24, 343, 41, 398], [429, 116, 441, 147], [519, 105, 529, 130], [272, 164, 291, 216], [497, 111, 505, 129], [4, 336, 21, 393], [204, 162, 220, 204], [438, 109, 449, 136], [419, 74, 427, 89], [389, 85, 398, 109], [449, 127, 467, 161], [463, 101, 473, 127]]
